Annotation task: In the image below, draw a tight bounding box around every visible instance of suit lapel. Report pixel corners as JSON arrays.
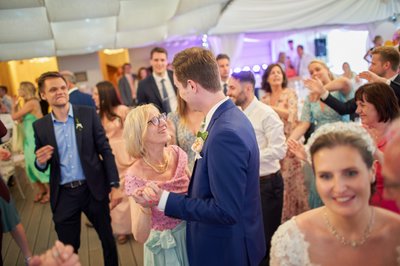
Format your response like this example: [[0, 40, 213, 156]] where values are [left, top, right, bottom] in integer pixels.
[[150, 76, 163, 103], [188, 99, 235, 194], [72, 106, 83, 154], [42, 115, 59, 164]]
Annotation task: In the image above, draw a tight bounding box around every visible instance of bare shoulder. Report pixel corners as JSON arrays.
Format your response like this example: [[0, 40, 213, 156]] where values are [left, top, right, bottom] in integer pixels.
[[295, 207, 325, 235], [375, 207, 400, 232]]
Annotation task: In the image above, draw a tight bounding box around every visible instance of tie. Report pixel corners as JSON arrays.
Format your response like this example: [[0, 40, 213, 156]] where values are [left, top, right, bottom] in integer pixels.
[[161, 79, 171, 113], [223, 83, 228, 95]]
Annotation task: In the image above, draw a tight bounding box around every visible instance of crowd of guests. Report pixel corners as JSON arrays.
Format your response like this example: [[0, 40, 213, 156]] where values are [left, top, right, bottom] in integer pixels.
[[0, 33, 400, 266]]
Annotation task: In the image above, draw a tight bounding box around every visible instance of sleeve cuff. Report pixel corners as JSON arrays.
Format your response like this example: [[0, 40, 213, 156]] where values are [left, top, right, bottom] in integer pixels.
[[321, 90, 329, 101], [36, 159, 47, 170], [157, 190, 170, 211]]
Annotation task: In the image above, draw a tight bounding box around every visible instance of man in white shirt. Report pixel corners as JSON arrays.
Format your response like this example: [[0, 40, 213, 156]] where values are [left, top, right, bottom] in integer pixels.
[[216, 54, 231, 95], [137, 47, 177, 113], [294, 45, 314, 78], [227, 70, 287, 265]]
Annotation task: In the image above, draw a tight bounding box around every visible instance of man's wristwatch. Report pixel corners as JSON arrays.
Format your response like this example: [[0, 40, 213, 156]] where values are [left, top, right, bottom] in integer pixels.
[[110, 182, 120, 189]]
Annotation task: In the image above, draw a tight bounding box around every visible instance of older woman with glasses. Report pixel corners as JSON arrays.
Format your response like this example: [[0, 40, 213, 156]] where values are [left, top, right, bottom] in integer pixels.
[[124, 104, 190, 266]]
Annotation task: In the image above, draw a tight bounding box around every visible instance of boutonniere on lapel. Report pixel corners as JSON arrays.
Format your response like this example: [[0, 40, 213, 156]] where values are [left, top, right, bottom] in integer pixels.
[[191, 130, 208, 160], [75, 118, 83, 131]]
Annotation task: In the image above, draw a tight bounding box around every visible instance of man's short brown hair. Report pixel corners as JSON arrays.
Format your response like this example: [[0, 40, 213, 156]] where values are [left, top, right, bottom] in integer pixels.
[[172, 47, 221, 93], [371, 46, 400, 72], [37, 71, 67, 92], [150, 47, 168, 59]]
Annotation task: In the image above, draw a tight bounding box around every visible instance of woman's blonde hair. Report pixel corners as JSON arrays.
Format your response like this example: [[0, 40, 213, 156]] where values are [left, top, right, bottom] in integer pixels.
[[19, 81, 37, 100], [123, 104, 158, 158], [308, 60, 335, 81]]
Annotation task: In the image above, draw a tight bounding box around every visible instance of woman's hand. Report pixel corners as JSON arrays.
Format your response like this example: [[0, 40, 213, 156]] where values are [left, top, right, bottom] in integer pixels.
[[287, 139, 307, 161], [304, 77, 325, 97]]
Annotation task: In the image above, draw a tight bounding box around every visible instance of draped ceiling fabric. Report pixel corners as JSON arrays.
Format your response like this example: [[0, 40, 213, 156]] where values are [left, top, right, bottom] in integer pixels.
[[0, 0, 399, 61]]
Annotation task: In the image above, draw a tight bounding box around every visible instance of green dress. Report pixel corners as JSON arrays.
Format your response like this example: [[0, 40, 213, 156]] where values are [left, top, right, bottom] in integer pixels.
[[22, 113, 50, 183]]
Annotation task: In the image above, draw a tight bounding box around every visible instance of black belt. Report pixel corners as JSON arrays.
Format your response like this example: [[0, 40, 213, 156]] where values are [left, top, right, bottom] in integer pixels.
[[62, 180, 86, 188], [260, 170, 280, 180]]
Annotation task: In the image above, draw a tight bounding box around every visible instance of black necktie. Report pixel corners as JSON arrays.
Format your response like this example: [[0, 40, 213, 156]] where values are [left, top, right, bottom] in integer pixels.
[[223, 83, 228, 95], [161, 79, 171, 113]]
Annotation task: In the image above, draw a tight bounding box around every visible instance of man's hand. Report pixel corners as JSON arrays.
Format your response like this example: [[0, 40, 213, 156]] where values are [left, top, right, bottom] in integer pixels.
[[29, 240, 80, 266], [35, 145, 54, 165], [358, 71, 386, 83], [109, 187, 123, 210]]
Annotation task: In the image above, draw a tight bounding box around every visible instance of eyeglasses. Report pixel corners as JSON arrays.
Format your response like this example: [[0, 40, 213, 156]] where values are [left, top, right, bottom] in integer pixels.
[[147, 113, 167, 126]]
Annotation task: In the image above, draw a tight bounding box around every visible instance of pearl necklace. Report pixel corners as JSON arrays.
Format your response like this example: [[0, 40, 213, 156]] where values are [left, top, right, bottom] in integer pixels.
[[323, 207, 375, 248], [142, 152, 169, 174]]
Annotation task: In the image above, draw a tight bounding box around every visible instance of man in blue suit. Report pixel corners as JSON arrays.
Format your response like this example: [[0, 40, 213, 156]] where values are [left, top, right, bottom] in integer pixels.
[[60, 71, 95, 108], [135, 47, 266, 266]]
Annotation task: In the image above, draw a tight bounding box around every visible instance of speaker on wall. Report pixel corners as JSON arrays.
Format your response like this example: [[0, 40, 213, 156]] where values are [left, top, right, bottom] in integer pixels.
[[314, 38, 327, 57]]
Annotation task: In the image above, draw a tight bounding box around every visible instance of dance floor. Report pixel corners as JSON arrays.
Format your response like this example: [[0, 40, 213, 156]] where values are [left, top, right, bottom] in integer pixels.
[[2, 167, 144, 266]]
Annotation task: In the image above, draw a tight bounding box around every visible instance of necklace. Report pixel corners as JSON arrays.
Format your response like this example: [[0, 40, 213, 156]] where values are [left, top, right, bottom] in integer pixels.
[[142, 152, 169, 174], [323, 207, 375, 248]]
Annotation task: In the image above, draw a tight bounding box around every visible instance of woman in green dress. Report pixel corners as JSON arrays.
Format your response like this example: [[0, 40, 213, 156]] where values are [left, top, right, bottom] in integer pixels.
[[11, 81, 50, 203]]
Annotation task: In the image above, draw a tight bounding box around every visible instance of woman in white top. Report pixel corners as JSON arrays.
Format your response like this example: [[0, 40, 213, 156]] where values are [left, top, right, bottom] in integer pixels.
[[271, 122, 400, 266]]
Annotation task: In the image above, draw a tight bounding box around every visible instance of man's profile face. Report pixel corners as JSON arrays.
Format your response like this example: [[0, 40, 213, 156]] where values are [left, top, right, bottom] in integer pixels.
[[151, 52, 168, 76], [217, 58, 230, 81], [227, 78, 246, 107], [369, 54, 386, 77], [40, 77, 69, 107]]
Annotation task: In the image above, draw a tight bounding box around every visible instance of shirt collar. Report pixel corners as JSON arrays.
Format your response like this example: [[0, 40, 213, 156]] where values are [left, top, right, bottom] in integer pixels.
[[204, 97, 229, 131], [51, 104, 74, 122], [243, 97, 258, 115], [389, 74, 398, 82], [152, 72, 168, 82]]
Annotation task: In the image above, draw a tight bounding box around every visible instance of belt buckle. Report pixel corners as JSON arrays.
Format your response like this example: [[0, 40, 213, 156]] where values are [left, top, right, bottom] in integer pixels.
[[70, 181, 80, 188]]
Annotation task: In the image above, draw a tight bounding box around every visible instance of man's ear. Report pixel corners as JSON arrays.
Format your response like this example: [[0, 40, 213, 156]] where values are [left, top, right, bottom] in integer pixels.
[[187, 80, 197, 92], [40, 92, 46, 101]]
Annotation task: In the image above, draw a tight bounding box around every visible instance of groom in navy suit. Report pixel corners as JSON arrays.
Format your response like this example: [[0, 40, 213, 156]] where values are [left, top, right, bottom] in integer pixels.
[[134, 47, 266, 266]]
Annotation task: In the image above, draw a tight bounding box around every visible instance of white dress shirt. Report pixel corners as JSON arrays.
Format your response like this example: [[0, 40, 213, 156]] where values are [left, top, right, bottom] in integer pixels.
[[153, 72, 177, 112], [243, 97, 287, 176]]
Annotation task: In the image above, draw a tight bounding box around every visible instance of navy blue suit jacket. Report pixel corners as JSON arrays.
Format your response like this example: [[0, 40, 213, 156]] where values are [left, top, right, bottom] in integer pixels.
[[137, 70, 177, 113], [165, 99, 266, 266], [69, 89, 95, 108], [33, 105, 118, 211]]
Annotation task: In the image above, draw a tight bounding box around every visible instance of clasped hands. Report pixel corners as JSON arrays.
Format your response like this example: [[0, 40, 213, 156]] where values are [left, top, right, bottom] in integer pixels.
[[132, 182, 163, 208]]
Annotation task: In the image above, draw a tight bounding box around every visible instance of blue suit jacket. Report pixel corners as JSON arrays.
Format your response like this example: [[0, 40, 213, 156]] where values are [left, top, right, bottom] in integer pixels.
[[69, 89, 95, 108], [165, 99, 266, 266]]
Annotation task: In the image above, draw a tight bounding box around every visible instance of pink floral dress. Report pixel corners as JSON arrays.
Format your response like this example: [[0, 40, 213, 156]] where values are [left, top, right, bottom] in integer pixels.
[[125, 145, 190, 266], [262, 89, 309, 222]]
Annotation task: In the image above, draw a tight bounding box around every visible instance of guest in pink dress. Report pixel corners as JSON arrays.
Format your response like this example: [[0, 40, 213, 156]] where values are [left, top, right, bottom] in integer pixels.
[[93, 81, 134, 244], [355, 82, 400, 213], [123, 104, 190, 266]]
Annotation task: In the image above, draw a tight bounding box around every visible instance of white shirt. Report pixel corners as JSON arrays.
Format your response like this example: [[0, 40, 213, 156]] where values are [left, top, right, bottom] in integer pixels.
[[153, 72, 177, 112], [158, 96, 229, 210], [295, 53, 314, 78], [243, 97, 287, 176]]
